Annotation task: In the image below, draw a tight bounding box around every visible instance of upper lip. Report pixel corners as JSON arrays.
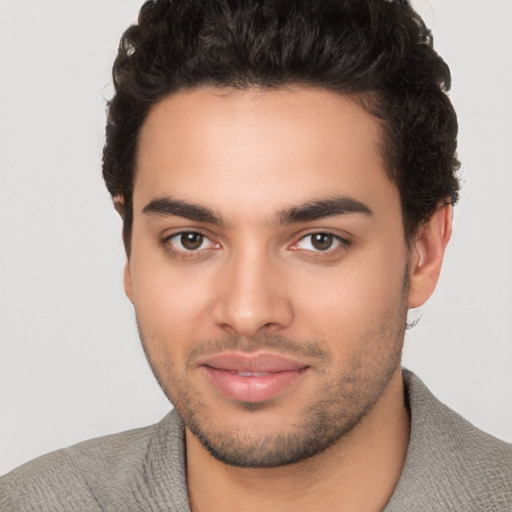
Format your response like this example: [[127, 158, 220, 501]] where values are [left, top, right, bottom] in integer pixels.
[[196, 351, 309, 373]]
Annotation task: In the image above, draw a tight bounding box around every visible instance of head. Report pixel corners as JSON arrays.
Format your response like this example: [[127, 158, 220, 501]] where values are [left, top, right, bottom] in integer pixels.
[[102, 0, 459, 468]]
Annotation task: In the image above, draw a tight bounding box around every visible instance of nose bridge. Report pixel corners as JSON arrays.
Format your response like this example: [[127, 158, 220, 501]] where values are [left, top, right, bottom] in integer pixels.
[[212, 241, 293, 336]]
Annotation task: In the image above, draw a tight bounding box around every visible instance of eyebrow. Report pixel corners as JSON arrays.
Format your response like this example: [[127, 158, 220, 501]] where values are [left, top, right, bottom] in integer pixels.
[[277, 196, 373, 224], [142, 194, 372, 226], [143, 197, 224, 225]]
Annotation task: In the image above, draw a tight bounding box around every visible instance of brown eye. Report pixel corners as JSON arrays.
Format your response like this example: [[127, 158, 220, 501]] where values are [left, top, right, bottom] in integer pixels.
[[310, 233, 334, 251], [164, 231, 218, 256], [293, 233, 345, 253], [180, 232, 204, 250]]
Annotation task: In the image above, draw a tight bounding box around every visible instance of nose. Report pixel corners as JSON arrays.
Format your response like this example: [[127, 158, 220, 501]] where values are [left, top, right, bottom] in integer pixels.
[[212, 248, 294, 337]]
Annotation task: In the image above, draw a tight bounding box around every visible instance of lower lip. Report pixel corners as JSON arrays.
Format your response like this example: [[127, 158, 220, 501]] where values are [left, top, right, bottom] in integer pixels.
[[202, 366, 307, 403]]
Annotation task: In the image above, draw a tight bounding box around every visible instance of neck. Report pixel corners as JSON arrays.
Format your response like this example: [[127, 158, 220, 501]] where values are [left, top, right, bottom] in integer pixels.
[[186, 369, 409, 512]]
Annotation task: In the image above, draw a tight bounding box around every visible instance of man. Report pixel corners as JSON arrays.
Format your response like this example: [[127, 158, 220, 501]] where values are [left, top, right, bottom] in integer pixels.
[[1, 0, 511, 510]]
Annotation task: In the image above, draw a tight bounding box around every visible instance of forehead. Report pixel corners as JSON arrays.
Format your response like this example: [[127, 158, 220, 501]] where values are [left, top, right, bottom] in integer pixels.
[[134, 86, 398, 221]]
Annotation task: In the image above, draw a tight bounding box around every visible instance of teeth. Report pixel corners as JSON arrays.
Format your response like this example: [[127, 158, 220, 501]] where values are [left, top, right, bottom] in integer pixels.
[[236, 371, 269, 377]]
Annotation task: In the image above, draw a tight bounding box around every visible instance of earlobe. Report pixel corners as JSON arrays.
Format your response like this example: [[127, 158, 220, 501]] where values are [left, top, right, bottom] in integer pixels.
[[123, 261, 134, 304], [407, 204, 452, 309]]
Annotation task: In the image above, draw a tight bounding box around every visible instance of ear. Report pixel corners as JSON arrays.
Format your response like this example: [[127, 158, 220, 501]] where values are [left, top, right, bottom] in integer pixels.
[[113, 194, 125, 218], [123, 261, 134, 304], [408, 204, 452, 309]]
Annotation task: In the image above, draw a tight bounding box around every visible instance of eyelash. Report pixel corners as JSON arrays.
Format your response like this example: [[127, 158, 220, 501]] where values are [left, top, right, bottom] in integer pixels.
[[161, 231, 351, 258], [162, 231, 218, 258], [291, 232, 351, 255]]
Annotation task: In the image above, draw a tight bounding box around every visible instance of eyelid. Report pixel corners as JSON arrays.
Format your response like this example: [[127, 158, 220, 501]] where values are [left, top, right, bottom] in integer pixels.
[[160, 228, 351, 256], [162, 229, 220, 255], [289, 231, 352, 253]]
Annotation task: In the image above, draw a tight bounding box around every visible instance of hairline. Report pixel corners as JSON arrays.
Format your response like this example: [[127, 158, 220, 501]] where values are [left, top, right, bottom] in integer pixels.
[[120, 84, 415, 256]]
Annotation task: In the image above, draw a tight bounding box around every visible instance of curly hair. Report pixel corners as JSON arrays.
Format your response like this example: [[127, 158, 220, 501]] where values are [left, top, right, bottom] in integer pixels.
[[103, 0, 460, 253]]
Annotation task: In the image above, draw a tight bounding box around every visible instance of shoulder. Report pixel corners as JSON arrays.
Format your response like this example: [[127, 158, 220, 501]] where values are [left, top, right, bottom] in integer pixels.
[[0, 410, 189, 512], [386, 370, 512, 511]]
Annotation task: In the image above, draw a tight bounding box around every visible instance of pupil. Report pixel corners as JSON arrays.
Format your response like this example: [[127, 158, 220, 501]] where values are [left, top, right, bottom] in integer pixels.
[[181, 233, 203, 250], [312, 233, 333, 251]]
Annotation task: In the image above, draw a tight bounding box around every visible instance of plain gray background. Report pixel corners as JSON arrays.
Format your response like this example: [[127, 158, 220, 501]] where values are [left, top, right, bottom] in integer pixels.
[[1, 0, 511, 475]]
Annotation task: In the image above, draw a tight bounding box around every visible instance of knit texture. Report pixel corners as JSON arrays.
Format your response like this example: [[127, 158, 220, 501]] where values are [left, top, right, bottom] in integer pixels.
[[2, 370, 511, 511]]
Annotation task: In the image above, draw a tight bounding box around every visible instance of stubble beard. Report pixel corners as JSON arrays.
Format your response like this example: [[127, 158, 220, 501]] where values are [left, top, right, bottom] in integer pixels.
[[137, 294, 407, 469], [185, 343, 403, 469]]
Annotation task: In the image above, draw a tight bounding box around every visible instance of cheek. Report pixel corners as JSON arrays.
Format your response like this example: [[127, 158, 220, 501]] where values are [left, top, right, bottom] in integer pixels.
[[292, 248, 408, 344], [130, 261, 214, 350]]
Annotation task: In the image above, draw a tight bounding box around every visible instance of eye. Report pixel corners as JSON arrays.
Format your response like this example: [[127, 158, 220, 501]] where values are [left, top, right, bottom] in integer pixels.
[[292, 233, 347, 252], [164, 231, 218, 253]]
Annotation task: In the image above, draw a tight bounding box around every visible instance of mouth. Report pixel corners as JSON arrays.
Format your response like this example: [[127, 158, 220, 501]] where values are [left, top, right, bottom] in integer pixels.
[[198, 352, 310, 403]]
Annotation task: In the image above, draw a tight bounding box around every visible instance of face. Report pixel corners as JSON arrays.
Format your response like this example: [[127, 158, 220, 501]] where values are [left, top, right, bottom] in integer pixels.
[[125, 86, 411, 467]]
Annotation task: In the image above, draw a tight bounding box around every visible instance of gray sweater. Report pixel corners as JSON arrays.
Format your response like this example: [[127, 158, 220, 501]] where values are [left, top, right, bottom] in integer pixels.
[[1, 370, 512, 511]]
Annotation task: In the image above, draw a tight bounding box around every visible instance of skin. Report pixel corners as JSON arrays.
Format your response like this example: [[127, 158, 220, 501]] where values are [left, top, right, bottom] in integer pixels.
[[122, 86, 451, 511]]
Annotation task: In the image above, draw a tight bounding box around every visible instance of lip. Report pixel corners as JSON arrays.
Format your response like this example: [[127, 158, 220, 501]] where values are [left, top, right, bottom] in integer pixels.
[[198, 351, 310, 403]]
